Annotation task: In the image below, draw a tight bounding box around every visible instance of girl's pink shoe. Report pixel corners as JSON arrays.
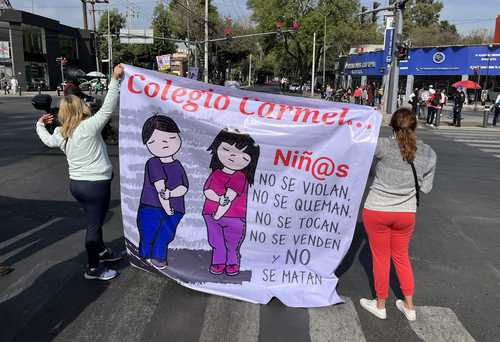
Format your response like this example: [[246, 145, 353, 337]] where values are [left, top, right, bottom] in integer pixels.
[[209, 264, 225, 275], [225, 264, 240, 276]]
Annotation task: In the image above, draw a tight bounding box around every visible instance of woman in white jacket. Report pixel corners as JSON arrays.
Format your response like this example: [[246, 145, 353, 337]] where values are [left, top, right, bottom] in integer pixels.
[[36, 64, 124, 280]]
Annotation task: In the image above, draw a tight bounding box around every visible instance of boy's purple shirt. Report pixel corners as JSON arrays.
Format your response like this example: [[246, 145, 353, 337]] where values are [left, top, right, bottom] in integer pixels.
[[140, 158, 189, 213]]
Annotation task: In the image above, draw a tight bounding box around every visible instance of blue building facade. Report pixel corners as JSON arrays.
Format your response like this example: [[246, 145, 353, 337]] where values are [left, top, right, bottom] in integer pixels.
[[338, 44, 500, 100]]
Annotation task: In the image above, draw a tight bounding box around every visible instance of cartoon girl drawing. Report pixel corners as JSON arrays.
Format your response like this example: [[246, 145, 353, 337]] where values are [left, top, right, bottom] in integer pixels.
[[202, 129, 260, 276], [137, 115, 189, 270]]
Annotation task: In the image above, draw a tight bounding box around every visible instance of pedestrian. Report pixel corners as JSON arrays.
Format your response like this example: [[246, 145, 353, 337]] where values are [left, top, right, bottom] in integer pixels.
[[325, 84, 333, 101], [493, 94, 500, 127], [368, 83, 376, 107], [0, 263, 13, 276], [354, 86, 362, 104], [408, 88, 419, 115], [426, 90, 441, 126], [10, 77, 18, 95], [35, 64, 124, 281], [347, 87, 352, 103], [436, 89, 448, 127], [362, 86, 369, 105], [452, 88, 466, 127], [418, 88, 429, 120], [360, 107, 437, 321], [377, 87, 384, 107]]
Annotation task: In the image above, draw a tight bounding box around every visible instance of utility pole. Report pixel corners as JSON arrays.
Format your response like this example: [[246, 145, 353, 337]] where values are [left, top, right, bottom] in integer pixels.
[[107, 0, 112, 79], [81, 0, 88, 30], [311, 32, 316, 97], [204, 0, 209, 83], [322, 15, 326, 87], [186, 0, 191, 70], [88, 1, 100, 72], [248, 53, 252, 87]]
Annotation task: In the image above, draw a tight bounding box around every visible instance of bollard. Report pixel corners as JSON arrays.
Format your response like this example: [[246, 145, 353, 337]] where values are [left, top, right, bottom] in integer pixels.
[[483, 105, 489, 128]]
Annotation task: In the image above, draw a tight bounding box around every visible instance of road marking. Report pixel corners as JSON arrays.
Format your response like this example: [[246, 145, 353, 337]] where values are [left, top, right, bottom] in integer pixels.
[[0, 217, 63, 250], [466, 143, 500, 148], [479, 148, 500, 153], [54, 270, 165, 342], [409, 306, 476, 342], [309, 297, 366, 342], [199, 295, 260, 342], [453, 140, 500, 144]]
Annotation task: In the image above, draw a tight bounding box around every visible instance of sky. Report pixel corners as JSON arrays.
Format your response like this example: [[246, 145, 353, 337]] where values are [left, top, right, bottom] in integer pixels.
[[9, 0, 499, 35]]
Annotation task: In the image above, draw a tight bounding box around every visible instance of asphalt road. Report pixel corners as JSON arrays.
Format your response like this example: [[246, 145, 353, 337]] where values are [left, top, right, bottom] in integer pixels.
[[0, 93, 499, 342]]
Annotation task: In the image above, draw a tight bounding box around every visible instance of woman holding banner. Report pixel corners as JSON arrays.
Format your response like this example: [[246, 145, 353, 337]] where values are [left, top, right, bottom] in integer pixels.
[[360, 108, 437, 321], [35, 64, 124, 281]]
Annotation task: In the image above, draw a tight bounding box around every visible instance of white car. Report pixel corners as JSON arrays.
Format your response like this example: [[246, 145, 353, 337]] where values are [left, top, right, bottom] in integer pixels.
[[289, 83, 301, 92]]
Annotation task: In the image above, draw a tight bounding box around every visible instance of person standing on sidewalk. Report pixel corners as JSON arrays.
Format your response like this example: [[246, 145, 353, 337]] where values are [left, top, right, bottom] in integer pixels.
[[408, 88, 419, 116], [426, 90, 441, 126], [354, 86, 362, 104], [452, 89, 466, 127], [35, 64, 124, 281], [493, 94, 500, 127], [360, 108, 437, 321]]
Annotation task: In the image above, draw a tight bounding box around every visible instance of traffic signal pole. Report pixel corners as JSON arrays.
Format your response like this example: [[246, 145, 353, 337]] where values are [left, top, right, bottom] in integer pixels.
[[359, 0, 407, 115], [386, 3, 404, 115]]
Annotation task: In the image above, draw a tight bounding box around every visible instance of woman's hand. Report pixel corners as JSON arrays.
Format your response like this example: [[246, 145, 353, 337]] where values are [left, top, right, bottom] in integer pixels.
[[38, 114, 54, 125], [112, 64, 124, 80]]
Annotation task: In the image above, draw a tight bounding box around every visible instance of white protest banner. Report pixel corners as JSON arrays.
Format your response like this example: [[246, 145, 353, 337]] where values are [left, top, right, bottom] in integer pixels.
[[119, 65, 381, 307]]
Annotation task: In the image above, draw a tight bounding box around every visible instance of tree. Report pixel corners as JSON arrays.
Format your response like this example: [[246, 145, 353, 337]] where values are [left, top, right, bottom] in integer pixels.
[[247, 0, 381, 81], [97, 9, 126, 65], [403, 0, 460, 47], [152, 2, 176, 56], [461, 29, 493, 45]]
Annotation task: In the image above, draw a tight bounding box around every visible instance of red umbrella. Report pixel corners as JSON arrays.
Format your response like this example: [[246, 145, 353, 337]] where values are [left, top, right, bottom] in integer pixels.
[[452, 80, 481, 89]]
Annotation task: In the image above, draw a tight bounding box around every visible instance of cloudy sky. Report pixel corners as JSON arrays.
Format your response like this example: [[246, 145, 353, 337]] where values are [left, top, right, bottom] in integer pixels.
[[9, 0, 498, 35]]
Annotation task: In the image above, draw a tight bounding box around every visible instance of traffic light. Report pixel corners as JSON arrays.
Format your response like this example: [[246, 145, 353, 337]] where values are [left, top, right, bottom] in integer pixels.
[[396, 42, 409, 60], [291, 20, 300, 33], [360, 6, 368, 24], [372, 2, 380, 23], [224, 18, 233, 41], [275, 19, 284, 40]]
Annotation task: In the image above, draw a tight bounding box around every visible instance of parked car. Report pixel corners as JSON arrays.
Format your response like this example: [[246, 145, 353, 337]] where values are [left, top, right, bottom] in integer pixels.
[[80, 78, 107, 91], [289, 83, 301, 92], [224, 80, 241, 89]]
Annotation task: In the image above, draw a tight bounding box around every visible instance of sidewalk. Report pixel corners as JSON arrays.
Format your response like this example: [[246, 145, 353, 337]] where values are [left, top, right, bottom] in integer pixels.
[[0, 90, 60, 98]]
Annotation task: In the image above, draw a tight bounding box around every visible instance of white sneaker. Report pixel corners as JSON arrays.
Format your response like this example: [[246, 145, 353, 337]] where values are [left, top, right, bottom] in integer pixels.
[[396, 299, 416, 321], [360, 298, 387, 319]]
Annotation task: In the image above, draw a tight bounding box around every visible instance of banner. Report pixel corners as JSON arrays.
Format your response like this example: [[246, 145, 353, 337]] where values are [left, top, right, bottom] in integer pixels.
[[119, 65, 381, 307], [156, 54, 171, 73]]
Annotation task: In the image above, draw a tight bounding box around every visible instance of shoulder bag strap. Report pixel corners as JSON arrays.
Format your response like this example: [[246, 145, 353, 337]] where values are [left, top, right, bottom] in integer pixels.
[[408, 161, 420, 207]]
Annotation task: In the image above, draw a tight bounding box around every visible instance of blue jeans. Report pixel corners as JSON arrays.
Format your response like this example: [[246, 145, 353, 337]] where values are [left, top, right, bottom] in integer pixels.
[[137, 205, 183, 261]]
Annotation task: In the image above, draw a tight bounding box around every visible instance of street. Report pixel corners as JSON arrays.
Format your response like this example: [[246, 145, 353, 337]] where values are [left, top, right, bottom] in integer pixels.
[[1, 93, 499, 342]]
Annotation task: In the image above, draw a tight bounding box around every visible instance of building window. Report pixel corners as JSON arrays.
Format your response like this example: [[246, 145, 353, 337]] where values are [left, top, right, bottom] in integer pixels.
[[22, 25, 47, 63]]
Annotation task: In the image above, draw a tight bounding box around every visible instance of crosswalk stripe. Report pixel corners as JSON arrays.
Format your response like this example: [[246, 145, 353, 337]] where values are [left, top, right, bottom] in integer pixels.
[[453, 140, 500, 143], [479, 148, 500, 153], [467, 143, 500, 147], [54, 270, 166, 342], [199, 295, 260, 342], [309, 297, 366, 342], [409, 306, 476, 342], [0, 217, 63, 250]]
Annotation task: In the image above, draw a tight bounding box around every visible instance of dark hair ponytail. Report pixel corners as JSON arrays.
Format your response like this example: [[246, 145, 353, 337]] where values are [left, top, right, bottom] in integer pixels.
[[390, 108, 417, 162]]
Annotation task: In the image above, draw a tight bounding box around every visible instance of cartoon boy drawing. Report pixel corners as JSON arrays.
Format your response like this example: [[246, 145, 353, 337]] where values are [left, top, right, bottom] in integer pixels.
[[202, 129, 260, 276], [137, 115, 189, 270]]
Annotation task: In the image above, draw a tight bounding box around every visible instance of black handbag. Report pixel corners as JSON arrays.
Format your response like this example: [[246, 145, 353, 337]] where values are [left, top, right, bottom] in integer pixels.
[[408, 161, 420, 207]]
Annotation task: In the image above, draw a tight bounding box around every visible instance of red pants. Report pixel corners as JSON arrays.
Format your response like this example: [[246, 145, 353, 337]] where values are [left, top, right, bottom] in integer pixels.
[[362, 209, 416, 299]]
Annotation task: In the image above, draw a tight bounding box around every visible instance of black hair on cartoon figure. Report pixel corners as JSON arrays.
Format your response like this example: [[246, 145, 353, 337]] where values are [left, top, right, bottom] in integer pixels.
[[142, 114, 180, 144], [207, 128, 260, 186]]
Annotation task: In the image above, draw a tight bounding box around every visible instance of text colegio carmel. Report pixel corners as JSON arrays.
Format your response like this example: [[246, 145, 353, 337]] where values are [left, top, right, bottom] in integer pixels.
[[126, 73, 374, 129]]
